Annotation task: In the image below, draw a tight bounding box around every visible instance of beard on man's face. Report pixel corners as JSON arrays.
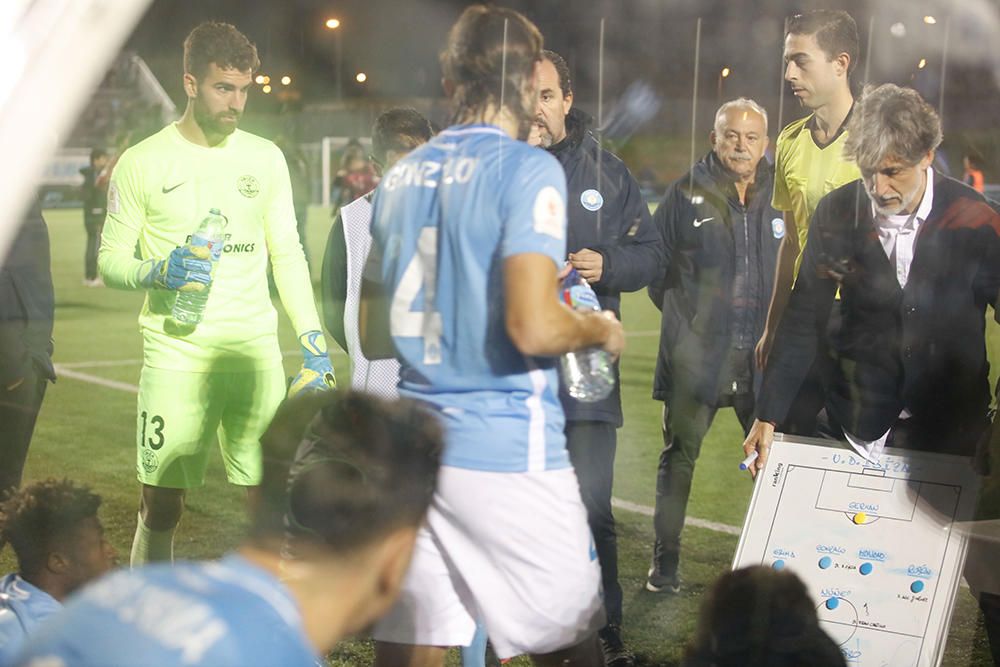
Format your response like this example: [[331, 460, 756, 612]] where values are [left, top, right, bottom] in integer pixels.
[[194, 97, 240, 137]]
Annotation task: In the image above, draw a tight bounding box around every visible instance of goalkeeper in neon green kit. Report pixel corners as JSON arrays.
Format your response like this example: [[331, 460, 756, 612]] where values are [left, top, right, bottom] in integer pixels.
[[99, 21, 335, 565]]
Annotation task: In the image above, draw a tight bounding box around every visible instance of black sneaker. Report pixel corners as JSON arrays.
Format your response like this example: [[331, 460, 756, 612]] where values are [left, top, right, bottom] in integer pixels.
[[646, 539, 681, 593], [598, 624, 635, 667]]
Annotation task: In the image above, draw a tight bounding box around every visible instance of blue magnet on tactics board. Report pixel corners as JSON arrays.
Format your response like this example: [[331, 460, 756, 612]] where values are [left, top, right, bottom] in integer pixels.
[[819, 556, 832, 569], [826, 597, 840, 610], [911, 580, 925, 594], [860, 562, 873, 575], [773, 560, 785, 570]]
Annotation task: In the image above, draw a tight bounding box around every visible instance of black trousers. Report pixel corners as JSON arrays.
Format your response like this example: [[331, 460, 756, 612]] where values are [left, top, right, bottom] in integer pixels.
[[566, 420, 622, 626], [654, 389, 755, 576], [0, 366, 48, 496], [84, 218, 102, 280], [980, 592, 1000, 666]]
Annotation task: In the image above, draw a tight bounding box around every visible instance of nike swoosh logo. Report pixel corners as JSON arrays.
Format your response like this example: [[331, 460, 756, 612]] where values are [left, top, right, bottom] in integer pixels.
[[693, 217, 715, 227], [162, 182, 185, 194]]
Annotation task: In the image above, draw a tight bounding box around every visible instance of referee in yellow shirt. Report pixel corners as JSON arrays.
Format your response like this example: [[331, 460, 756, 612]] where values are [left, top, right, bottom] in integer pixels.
[[755, 10, 861, 435]]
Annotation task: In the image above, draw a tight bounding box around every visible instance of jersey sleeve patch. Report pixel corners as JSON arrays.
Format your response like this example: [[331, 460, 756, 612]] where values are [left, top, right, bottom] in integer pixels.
[[107, 181, 120, 215], [532, 185, 566, 240]]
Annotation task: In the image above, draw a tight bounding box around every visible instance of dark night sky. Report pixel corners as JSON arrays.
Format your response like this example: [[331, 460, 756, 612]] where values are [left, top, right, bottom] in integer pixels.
[[123, 0, 1000, 136]]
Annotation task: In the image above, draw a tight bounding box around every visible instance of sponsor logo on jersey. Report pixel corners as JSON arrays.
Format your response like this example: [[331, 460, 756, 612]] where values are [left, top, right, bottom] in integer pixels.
[[580, 189, 603, 211], [772, 217, 785, 239], [184, 233, 257, 255], [533, 186, 565, 239], [237, 175, 260, 198], [693, 217, 714, 227]]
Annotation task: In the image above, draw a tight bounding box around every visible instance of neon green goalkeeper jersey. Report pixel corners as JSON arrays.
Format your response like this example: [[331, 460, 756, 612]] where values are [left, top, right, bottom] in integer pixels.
[[99, 123, 321, 372]]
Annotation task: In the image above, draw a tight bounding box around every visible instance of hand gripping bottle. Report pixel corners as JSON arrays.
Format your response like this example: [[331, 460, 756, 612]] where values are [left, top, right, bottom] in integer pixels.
[[171, 208, 226, 326], [560, 268, 615, 402]]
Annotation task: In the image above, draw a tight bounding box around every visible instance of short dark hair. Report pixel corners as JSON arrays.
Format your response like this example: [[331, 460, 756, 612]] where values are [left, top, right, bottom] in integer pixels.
[[371, 108, 434, 164], [542, 50, 573, 97], [89, 148, 107, 164], [440, 4, 543, 121], [684, 566, 846, 667], [0, 479, 102, 578], [252, 391, 444, 556], [786, 10, 859, 77], [183, 21, 260, 80]]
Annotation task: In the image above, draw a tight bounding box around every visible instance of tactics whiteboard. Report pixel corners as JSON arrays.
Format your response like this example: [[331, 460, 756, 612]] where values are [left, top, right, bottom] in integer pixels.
[[733, 434, 979, 667]]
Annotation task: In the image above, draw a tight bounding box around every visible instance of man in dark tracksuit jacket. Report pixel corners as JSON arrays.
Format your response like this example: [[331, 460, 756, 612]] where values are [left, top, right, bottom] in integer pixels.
[[532, 51, 663, 666], [646, 99, 780, 594], [0, 198, 55, 496]]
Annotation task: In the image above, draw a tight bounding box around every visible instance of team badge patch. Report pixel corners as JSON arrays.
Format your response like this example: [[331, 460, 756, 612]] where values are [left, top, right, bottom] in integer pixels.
[[580, 189, 604, 211], [141, 449, 159, 474], [771, 217, 785, 239], [533, 185, 566, 239], [107, 181, 120, 214], [237, 175, 260, 198]]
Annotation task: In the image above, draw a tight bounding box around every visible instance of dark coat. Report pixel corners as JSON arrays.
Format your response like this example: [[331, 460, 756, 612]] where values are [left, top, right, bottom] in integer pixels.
[[756, 173, 1000, 455], [649, 151, 782, 404], [0, 200, 55, 387], [549, 108, 664, 425]]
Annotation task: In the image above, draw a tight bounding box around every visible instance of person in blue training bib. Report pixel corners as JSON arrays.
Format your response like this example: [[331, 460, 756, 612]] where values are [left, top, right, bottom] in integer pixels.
[[0, 479, 116, 666], [360, 5, 625, 666], [17, 392, 444, 667]]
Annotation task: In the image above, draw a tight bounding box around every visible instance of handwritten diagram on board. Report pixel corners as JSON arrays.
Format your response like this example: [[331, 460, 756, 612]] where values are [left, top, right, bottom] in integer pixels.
[[733, 435, 978, 666]]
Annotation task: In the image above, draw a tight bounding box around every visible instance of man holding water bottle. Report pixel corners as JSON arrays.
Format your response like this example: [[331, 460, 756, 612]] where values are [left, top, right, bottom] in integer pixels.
[[98, 21, 334, 567], [529, 49, 662, 666]]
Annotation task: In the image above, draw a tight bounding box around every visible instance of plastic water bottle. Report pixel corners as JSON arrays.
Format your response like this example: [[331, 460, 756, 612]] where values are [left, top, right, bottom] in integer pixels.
[[560, 268, 615, 402], [171, 208, 226, 326]]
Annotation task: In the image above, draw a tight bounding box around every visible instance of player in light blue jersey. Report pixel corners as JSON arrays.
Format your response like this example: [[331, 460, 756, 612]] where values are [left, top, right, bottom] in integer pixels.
[[361, 6, 624, 666], [17, 392, 444, 667], [0, 479, 116, 665]]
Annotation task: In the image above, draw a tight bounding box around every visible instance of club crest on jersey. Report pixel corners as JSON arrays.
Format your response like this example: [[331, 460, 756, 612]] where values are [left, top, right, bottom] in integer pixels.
[[771, 217, 785, 239], [141, 449, 159, 474], [580, 189, 603, 211], [237, 175, 260, 198]]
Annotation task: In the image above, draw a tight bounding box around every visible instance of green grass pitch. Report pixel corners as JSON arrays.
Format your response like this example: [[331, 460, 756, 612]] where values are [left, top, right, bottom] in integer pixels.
[[7, 206, 997, 666]]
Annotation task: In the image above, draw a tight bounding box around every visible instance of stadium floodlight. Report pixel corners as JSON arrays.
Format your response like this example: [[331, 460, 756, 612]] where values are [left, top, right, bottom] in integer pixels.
[[355, 72, 367, 83], [0, 0, 153, 260], [262, 74, 271, 85], [918, 58, 927, 69], [924, 16, 937, 25], [890, 22, 907, 38], [721, 67, 730, 78], [262, 84, 272, 94], [255, 74, 265, 84], [281, 75, 292, 85], [325, 18, 340, 29]]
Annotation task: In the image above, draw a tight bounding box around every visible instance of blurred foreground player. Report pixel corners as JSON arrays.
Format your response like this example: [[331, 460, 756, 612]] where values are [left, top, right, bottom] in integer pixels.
[[98, 22, 334, 566], [17, 391, 443, 666], [361, 5, 624, 666], [529, 49, 662, 667], [0, 479, 116, 665]]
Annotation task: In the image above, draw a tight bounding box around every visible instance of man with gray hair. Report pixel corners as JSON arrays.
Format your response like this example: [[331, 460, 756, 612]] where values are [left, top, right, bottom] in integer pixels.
[[647, 97, 781, 593], [742, 83, 1000, 659]]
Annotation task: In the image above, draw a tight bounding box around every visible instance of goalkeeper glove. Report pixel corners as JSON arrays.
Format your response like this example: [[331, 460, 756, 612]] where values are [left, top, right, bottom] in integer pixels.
[[141, 246, 213, 291], [288, 330, 336, 397]]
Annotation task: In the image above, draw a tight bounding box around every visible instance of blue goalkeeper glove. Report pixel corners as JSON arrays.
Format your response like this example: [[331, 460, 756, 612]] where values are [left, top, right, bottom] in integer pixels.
[[288, 330, 336, 396], [141, 246, 213, 291]]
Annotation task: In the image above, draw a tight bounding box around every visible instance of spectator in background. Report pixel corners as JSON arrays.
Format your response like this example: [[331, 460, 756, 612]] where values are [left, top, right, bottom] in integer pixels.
[[0, 479, 116, 664], [682, 566, 846, 667], [0, 199, 55, 497], [334, 139, 378, 208], [964, 152, 986, 194], [79, 148, 109, 287]]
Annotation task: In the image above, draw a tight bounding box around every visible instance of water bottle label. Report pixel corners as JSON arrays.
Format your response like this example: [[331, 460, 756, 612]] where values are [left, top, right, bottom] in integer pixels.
[[567, 284, 600, 311], [191, 234, 223, 261]]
